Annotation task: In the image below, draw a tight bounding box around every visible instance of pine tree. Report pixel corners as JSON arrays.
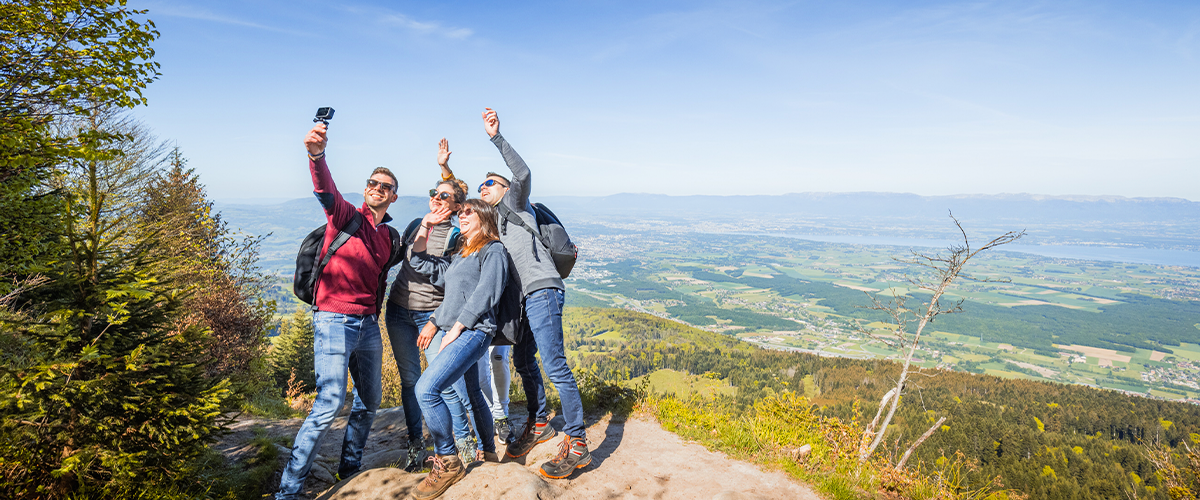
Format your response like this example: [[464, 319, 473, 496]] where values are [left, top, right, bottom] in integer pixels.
[[0, 114, 231, 498], [138, 148, 274, 383], [271, 306, 316, 392]]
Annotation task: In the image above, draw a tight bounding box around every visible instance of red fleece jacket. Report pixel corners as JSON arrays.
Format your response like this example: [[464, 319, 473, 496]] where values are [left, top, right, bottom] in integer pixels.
[[310, 155, 394, 315]]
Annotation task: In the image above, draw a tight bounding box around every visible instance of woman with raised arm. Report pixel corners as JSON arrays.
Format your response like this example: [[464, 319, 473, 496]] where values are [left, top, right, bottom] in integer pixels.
[[408, 198, 507, 500], [383, 139, 482, 471]]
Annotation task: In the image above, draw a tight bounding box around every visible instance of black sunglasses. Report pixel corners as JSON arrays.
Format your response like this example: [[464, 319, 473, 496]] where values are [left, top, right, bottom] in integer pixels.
[[428, 189, 452, 201], [366, 179, 395, 193], [477, 178, 508, 193]]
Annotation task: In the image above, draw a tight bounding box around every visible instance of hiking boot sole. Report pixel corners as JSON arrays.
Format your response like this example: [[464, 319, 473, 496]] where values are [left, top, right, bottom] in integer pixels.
[[537, 454, 592, 479], [411, 467, 466, 500]]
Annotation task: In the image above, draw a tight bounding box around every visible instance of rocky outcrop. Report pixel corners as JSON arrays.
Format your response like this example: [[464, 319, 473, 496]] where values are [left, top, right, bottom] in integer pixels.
[[217, 407, 818, 499]]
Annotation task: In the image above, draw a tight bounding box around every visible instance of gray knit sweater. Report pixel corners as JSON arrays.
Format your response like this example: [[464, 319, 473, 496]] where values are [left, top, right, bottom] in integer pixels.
[[410, 241, 509, 335], [490, 133, 565, 296], [388, 220, 455, 312]]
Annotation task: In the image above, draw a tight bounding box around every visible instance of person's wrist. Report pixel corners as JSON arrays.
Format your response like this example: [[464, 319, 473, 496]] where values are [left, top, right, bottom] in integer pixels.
[[308, 149, 325, 160]]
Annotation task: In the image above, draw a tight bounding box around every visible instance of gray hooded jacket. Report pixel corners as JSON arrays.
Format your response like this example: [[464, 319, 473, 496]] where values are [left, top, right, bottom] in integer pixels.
[[490, 133, 565, 296]]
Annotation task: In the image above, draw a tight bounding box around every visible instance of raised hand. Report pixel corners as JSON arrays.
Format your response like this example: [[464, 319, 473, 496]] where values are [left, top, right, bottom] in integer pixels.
[[437, 138, 451, 167], [304, 123, 327, 155], [423, 205, 453, 227], [482, 108, 499, 137]]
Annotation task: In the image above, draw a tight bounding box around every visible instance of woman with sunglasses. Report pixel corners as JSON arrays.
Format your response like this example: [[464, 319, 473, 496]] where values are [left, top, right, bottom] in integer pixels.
[[383, 139, 482, 471], [409, 199, 508, 500]]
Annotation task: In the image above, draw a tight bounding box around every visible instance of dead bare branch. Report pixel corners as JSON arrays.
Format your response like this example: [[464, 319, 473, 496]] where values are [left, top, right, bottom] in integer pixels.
[[896, 416, 947, 470], [857, 215, 1024, 464]]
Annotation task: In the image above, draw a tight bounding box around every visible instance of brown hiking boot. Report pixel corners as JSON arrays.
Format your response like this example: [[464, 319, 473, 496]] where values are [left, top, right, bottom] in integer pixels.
[[411, 454, 465, 500], [505, 418, 558, 458], [538, 436, 591, 479]]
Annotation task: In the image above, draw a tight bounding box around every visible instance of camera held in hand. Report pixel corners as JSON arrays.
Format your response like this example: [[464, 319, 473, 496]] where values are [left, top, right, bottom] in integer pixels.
[[314, 107, 335, 125]]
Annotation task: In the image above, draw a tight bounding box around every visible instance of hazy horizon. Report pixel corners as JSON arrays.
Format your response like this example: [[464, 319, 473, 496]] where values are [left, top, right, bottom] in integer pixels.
[[215, 190, 1200, 206]]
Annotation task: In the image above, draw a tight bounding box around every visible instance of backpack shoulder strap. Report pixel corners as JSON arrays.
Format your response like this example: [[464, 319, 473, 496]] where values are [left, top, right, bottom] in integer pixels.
[[308, 211, 363, 308], [386, 224, 404, 268], [497, 201, 551, 249], [402, 217, 423, 244], [446, 226, 461, 254]]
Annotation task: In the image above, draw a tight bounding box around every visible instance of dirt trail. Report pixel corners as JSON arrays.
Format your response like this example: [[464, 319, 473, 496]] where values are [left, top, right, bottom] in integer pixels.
[[217, 407, 821, 500]]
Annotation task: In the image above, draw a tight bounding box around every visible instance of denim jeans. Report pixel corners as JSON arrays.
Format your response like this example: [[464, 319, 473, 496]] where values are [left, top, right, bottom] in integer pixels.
[[414, 328, 496, 456], [276, 311, 382, 500], [426, 330, 481, 446], [512, 288, 586, 439], [477, 345, 511, 419], [383, 306, 431, 446]]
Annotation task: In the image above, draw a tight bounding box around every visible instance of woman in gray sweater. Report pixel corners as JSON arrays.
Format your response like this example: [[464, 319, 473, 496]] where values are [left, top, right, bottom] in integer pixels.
[[409, 198, 508, 500]]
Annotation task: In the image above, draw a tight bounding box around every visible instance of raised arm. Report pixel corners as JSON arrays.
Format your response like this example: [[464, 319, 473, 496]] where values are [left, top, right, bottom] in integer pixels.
[[408, 205, 455, 283], [483, 108, 530, 208], [410, 205, 452, 254], [304, 123, 356, 226], [438, 137, 454, 181]]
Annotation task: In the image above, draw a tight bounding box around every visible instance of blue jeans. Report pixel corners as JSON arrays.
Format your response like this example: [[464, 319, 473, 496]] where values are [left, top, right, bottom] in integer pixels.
[[426, 330, 482, 446], [415, 328, 496, 456], [383, 306, 430, 446], [478, 345, 511, 419], [276, 311, 382, 500], [512, 288, 586, 439]]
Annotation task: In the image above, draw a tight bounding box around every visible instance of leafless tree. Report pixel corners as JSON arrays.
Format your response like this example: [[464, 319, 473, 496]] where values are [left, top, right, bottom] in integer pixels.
[[857, 213, 1023, 465]]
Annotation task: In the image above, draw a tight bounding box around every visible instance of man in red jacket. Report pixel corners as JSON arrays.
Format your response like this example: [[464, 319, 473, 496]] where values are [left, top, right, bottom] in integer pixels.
[[276, 123, 398, 500]]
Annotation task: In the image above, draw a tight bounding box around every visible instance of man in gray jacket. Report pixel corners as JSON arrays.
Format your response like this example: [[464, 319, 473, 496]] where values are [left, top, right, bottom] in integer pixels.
[[477, 108, 590, 479]]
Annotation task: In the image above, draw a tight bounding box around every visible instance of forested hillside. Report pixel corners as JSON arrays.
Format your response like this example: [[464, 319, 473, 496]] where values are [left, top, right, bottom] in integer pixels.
[[563, 307, 1200, 500]]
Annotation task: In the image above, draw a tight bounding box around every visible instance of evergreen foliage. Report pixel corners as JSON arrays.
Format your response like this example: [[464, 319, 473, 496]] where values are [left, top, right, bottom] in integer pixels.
[[270, 306, 316, 392], [0, 4, 268, 497], [0, 114, 231, 498], [138, 150, 274, 383], [1, 0, 159, 299]]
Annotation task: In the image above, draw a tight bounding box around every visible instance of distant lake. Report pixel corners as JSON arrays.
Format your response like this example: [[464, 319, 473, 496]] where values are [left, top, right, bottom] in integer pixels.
[[728, 233, 1200, 268]]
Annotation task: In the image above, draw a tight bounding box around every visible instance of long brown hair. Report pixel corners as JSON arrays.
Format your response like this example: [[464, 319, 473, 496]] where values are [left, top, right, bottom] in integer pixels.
[[459, 198, 500, 257]]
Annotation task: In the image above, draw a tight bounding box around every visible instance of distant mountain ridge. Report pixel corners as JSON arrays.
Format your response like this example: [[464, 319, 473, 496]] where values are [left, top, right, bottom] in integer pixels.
[[534, 191, 1200, 222], [215, 192, 1200, 272]]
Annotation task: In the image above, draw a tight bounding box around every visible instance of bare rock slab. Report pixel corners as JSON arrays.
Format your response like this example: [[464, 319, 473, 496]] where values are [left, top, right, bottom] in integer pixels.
[[315, 468, 421, 500], [315, 463, 564, 500], [450, 462, 566, 500]]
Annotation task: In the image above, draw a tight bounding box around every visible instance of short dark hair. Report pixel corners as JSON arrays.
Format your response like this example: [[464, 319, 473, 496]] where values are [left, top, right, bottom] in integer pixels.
[[485, 172, 510, 186], [371, 166, 398, 188]]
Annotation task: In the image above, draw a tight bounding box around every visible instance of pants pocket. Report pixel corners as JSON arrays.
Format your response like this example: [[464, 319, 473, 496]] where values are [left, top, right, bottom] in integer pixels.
[[315, 314, 347, 355]]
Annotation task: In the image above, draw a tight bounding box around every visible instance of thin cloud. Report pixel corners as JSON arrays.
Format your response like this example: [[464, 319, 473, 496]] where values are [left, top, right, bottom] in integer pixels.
[[380, 13, 473, 39], [144, 2, 304, 35], [339, 5, 473, 40]]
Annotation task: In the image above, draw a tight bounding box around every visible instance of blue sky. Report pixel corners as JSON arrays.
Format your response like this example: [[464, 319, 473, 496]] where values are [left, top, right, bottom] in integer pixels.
[[129, 0, 1200, 202]]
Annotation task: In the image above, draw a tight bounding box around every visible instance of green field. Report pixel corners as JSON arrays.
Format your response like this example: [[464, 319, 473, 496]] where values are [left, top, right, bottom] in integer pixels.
[[566, 231, 1200, 401], [629, 369, 737, 398]]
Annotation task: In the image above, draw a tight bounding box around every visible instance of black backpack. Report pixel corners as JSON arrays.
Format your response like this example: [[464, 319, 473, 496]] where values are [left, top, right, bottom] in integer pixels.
[[294, 212, 404, 312], [478, 241, 525, 347], [497, 202, 577, 278]]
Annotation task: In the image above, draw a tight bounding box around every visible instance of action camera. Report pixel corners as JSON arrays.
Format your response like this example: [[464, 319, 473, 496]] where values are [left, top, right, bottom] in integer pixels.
[[314, 107, 335, 125]]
